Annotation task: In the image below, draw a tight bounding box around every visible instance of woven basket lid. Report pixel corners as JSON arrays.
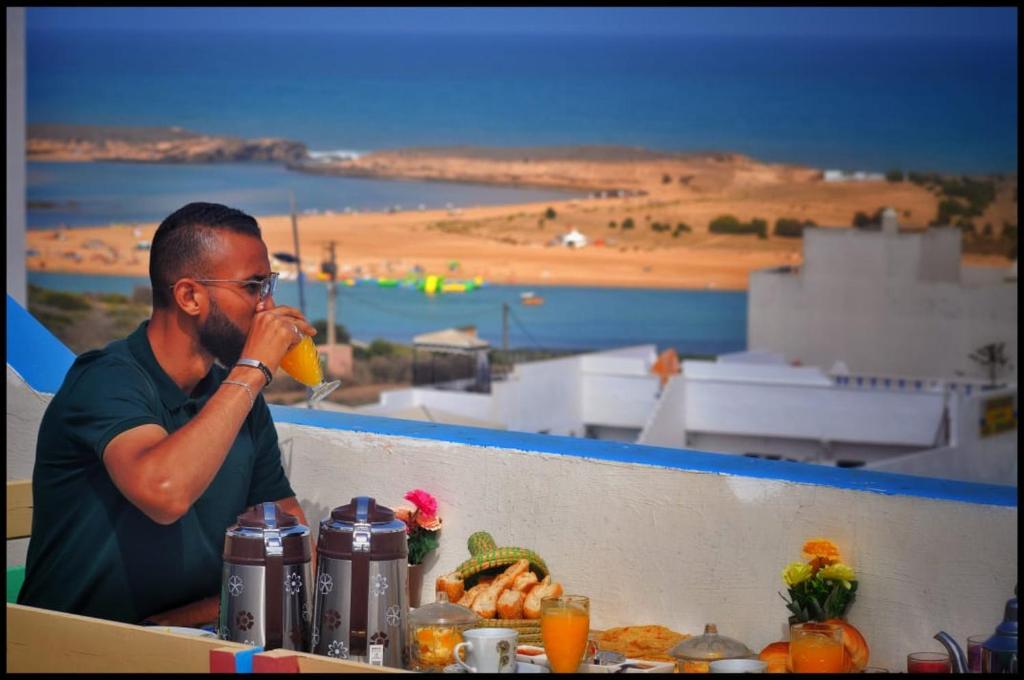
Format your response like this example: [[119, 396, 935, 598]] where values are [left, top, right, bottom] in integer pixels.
[[454, 531, 549, 583]]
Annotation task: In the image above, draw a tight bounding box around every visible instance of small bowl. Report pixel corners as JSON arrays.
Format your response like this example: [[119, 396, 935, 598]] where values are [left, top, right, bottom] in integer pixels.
[[709, 658, 768, 673]]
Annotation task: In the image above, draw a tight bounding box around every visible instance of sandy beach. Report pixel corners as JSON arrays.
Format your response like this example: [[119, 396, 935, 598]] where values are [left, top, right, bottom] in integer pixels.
[[26, 147, 1017, 290]]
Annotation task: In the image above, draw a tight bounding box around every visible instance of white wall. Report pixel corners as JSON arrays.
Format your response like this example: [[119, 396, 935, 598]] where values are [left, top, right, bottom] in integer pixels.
[[367, 388, 497, 423], [6, 7, 27, 305], [6, 369, 1018, 671], [637, 374, 687, 447], [580, 373, 659, 429], [681, 374, 945, 446], [749, 265, 1018, 383], [496, 356, 584, 436], [273, 419, 1016, 672], [868, 388, 1018, 484]]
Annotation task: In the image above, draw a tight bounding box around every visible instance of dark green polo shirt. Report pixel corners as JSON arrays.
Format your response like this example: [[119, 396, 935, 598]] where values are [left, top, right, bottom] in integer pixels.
[[18, 321, 295, 624]]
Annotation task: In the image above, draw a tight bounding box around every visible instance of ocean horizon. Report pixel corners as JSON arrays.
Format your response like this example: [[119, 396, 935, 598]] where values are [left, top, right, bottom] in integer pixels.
[[28, 29, 1017, 174]]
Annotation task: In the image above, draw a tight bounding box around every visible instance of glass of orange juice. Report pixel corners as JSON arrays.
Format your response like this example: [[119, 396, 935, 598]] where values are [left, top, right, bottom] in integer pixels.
[[279, 334, 340, 404], [789, 622, 847, 673], [540, 595, 590, 673]]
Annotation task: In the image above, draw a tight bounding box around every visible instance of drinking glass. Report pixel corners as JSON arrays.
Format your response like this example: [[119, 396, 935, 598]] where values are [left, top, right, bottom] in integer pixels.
[[279, 335, 340, 404], [966, 635, 987, 673], [907, 651, 951, 673], [789, 622, 847, 673], [540, 595, 590, 673]]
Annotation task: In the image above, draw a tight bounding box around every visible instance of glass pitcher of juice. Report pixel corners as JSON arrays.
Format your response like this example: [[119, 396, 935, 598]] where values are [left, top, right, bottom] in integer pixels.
[[789, 622, 847, 673]]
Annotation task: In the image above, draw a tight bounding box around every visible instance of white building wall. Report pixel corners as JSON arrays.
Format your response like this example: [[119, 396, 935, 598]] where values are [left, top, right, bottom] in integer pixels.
[[867, 388, 1018, 484], [749, 228, 1017, 382], [497, 356, 584, 436], [637, 374, 688, 447], [580, 373, 659, 428], [682, 374, 945, 446]]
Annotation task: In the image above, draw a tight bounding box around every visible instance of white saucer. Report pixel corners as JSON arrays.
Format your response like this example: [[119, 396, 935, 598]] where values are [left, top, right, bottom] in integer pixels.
[[443, 661, 549, 673]]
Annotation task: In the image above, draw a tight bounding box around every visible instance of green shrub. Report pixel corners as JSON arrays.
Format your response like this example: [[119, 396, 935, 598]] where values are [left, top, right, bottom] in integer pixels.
[[608, 220, 617, 228], [709, 215, 743, 233], [544, 207, 557, 219], [312, 319, 351, 345], [368, 338, 399, 357], [709, 214, 767, 236], [774, 218, 806, 238], [750, 218, 768, 239], [31, 288, 91, 311], [852, 208, 885, 230], [885, 170, 904, 183], [96, 292, 130, 305], [662, 174, 672, 184], [622, 217, 635, 230], [673, 222, 692, 236]]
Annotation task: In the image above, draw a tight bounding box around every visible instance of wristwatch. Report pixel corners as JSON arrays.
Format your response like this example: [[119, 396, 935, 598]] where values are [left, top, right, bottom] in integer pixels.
[[235, 358, 273, 387]]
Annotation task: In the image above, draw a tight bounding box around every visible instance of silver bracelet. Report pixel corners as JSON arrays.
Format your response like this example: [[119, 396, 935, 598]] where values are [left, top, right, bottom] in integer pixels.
[[221, 380, 255, 409]]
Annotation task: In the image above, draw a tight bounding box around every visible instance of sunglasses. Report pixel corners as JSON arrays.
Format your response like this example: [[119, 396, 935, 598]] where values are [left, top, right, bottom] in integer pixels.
[[179, 271, 280, 301]]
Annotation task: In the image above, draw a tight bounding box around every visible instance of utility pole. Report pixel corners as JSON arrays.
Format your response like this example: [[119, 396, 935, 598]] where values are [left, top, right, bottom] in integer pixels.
[[502, 303, 509, 351], [326, 241, 338, 347], [289, 190, 306, 317]]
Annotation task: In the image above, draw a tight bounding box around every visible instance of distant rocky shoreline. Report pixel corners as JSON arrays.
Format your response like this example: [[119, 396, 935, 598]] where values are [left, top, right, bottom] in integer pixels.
[[25, 123, 765, 192], [27, 124, 307, 164]]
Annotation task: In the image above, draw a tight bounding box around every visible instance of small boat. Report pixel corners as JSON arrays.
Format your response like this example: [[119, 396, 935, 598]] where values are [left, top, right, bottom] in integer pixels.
[[520, 292, 544, 306]]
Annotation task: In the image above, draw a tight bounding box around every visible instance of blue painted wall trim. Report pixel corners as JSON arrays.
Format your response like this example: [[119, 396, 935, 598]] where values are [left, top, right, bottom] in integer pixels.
[[6, 294, 1017, 508], [6, 293, 77, 393]]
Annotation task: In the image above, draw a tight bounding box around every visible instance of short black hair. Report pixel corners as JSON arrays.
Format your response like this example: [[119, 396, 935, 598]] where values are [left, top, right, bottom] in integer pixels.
[[149, 202, 262, 309]]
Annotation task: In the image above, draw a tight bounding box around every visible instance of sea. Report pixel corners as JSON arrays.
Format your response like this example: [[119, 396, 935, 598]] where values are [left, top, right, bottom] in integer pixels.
[[26, 272, 748, 355], [23, 27, 1016, 352]]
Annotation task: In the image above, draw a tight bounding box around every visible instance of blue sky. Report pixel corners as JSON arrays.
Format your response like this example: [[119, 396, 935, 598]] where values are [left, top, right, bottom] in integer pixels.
[[27, 7, 1018, 39]]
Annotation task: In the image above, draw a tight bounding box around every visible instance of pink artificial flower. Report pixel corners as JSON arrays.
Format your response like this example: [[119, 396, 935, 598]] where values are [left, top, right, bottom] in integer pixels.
[[404, 489, 438, 517]]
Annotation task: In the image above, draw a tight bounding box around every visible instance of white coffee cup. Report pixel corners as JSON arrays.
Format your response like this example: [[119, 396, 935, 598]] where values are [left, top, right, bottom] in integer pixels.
[[709, 658, 768, 673], [454, 628, 519, 673]]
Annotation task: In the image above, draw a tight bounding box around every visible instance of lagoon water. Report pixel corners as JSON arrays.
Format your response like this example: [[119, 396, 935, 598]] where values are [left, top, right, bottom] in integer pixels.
[[27, 272, 747, 355]]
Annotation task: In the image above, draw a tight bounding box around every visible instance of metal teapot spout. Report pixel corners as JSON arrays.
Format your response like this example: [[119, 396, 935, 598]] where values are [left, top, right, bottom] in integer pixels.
[[934, 631, 969, 673]]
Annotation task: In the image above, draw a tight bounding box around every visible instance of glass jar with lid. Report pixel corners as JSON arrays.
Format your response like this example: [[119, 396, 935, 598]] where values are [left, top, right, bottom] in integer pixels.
[[407, 591, 481, 671], [669, 623, 754, 673]]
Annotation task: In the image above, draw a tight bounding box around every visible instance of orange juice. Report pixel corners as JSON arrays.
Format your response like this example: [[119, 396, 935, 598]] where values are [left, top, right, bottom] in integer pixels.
[[541, 603, 590, 673], [279, 335, 323, 387], [789, 631, 847, 673]]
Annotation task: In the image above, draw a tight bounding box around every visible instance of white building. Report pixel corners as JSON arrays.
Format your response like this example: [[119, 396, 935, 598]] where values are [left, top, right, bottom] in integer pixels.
[[638, 351, 1017, 484], [560, 228, 588, 248], [356, 345, 660, 442], [748, 209, 1017, 383], [349, 344, 1017, 485]]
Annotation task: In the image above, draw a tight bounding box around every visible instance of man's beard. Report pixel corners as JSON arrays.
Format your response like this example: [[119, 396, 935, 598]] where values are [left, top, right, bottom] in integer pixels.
[[198, 297, 248, 368]]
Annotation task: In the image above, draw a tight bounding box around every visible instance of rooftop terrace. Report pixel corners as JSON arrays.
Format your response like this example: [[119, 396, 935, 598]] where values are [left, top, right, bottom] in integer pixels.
[[6, 294, 1017, 671]]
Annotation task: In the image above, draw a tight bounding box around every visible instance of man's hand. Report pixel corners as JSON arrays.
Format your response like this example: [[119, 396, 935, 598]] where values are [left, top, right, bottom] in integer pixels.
[[240, 305, 317, 373]]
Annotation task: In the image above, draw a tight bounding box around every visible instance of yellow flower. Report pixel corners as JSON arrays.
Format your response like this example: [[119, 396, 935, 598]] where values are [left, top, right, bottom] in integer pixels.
[[782, 561, 814, 587], [802, 538, 841, 571], [818, 563, 857, 589]]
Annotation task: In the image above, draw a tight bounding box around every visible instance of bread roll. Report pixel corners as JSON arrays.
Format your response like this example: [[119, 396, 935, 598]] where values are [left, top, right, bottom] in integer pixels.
[[457, 583, 488, 608], [523, 577, 564, 619], [501, 558, 530, 581], [497, 588, 526, 619], [512, 572, 539, 592], [435, 572, 465, 603]]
